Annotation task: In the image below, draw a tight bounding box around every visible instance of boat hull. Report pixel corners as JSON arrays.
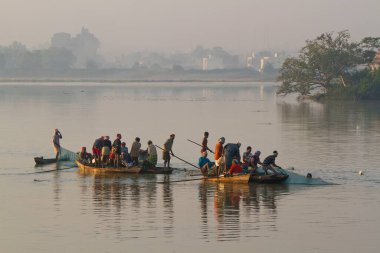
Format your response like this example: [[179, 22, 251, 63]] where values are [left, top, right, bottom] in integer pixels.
[[76, 160, 173, 175], [76, 160, 141, 174], [204, 174, 250, 184], [34, 157, 57, 165], [250, 174, 289, 184]]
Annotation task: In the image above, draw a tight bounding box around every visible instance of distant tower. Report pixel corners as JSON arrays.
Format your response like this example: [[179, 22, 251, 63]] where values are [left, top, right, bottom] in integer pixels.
[[259, 57, 269, 72], [202, 57, 208, 71]]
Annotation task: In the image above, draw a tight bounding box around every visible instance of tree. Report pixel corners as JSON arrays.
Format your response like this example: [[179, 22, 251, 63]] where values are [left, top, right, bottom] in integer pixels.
[[277, 30, 363, 97]]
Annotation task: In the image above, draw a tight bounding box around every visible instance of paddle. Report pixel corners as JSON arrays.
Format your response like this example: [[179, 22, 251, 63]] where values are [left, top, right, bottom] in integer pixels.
[[154, 145, 199, 169], [187, 139, 214, 154]]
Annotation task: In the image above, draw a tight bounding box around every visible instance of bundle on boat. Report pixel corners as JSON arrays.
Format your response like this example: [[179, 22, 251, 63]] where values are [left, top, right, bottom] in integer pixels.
[[34, 147, 78, 165]]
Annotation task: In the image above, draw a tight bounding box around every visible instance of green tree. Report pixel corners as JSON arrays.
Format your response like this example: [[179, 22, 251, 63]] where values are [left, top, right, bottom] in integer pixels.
[[277, 30, 363, 97]]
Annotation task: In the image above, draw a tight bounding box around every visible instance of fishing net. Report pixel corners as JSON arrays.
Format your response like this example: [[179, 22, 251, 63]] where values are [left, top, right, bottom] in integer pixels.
[[59, 147, 78, 162]]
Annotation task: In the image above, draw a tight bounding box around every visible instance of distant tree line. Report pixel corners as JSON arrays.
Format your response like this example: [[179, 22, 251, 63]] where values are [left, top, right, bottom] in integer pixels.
[[0, 28, 283, 80], [277, 30, 380, 100]]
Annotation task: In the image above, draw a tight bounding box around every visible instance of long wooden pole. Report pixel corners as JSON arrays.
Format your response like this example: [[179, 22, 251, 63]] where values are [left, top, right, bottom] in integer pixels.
[[187, 139, 214, 154], [155, 145, 199, 169]]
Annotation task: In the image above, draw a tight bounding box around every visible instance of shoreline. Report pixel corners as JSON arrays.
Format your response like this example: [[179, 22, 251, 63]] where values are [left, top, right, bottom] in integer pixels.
[[0, 79, 277, 83]]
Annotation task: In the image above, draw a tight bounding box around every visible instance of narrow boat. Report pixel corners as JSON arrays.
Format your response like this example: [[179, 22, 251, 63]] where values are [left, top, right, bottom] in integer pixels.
[[249, 173, 289, 183], [140, 166, 174, 174], [34, 157, 57, 165], [76, 160, 173, 175], [76, 160, 141, 174]]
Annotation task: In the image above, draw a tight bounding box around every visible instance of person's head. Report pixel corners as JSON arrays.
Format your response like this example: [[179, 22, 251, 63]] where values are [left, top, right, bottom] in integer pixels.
[[202, 151, 208, 157], [81, 147, 86, 152], [121, 142, 126, 147], [170, 134, 175, 139], [135, 137, 140, 142], [117, 133, 122, 139], [255, 151, 261, 156], [147, 140, 152, 145], [101, 136, 105, 140], [237, 142, 241, 148], [54, 128, 59, 134], [219, 137, 225, 144], [306, 173, 312, 179], [273, 150, 278, 157], [204, 131, 209, 138], [246, 146, 252, 152], [105, 136, 109, 140]]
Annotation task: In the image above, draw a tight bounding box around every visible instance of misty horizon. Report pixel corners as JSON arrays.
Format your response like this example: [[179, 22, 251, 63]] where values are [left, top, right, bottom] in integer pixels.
[[1, 0, 380, 58]]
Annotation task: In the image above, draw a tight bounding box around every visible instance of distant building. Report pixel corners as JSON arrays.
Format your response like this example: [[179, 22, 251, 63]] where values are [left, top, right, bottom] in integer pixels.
[[370, 50, 380, 71], [202, 57, 208, 70], [259, 57, 269, 72], [246, 56, 254, 68]]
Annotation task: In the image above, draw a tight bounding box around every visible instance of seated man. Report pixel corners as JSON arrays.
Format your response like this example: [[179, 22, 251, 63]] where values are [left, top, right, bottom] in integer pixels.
[[250, 151, 263, 173], [78, 147, 92, 163], [262, 150, 281, 175], [146, 140, 158, 166], [120, 142, 131, 162], [242, 146, 253, 172], [228, 159, 243, 174], [198, 151, 216, 176]]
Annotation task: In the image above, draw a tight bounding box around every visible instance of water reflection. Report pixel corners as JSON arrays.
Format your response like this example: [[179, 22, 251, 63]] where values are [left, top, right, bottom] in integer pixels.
[[76, 173, 175, 241], [198, 182, 290, 241]]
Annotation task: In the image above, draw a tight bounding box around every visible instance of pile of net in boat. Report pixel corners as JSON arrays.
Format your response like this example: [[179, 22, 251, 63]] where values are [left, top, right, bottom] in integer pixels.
[[59, 147, 78, 162]]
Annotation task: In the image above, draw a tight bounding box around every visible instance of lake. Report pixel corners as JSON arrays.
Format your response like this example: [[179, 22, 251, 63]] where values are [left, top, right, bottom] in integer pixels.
[[0, 82, 379, 253]]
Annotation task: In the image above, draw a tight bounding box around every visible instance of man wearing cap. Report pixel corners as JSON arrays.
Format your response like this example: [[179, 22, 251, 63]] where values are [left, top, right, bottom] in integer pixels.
[[262, 150, 281, 175], [214, 137, 225, 173], [163, 134, 175, 169]]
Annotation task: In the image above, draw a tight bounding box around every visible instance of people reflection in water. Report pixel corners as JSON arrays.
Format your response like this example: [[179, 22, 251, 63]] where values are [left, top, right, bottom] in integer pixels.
[[199, 182, 288, 241]]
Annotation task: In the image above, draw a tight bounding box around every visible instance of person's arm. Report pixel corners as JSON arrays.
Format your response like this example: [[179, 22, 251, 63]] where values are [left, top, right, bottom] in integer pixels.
[[58, 131, 62, 139]]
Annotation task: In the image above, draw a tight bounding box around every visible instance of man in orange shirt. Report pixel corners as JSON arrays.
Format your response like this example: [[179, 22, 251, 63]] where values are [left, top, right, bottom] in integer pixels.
[[214, 137, 225, 173]]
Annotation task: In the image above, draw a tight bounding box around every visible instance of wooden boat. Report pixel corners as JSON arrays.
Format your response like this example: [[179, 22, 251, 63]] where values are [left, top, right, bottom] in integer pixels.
[[76, 160, 142, 174], [76, 160, 173, 175], [249, 173, 289, 183], [140, 166, 173, 174], [34, 156, 57, 165], [204, 173, 251, 184]]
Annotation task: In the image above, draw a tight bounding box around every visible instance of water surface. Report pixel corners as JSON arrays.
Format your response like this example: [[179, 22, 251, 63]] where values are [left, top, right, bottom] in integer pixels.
[[0, 82, 379, 252]]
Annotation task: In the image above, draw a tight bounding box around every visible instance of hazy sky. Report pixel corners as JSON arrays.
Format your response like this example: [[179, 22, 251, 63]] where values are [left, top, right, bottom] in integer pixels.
[[1, 0, 380, 56]]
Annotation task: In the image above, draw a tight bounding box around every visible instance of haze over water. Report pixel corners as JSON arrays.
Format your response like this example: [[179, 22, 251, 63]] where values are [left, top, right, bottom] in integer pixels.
[[0, 82, 380, 252]]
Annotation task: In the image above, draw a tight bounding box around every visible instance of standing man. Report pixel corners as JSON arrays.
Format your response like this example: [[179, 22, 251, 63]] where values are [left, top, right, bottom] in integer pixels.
[[52, 129, 62, 160], [201, 131, 212, 153], [92, 136, 104, 159], [130, 137, 142, 165], [214, 137, 225, 173], [262, 150, 281, 175], [163, 134, 175, 169], [112, 133, 122, 163]]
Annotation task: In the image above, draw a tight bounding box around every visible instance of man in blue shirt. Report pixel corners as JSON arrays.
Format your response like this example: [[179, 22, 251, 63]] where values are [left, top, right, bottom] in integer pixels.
[[198, 151, 215, 176]]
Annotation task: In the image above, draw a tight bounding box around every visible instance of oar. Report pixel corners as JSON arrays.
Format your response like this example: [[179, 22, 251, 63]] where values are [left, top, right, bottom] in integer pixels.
[[154, 145, 199, 169], [187, 139, 214, 154]]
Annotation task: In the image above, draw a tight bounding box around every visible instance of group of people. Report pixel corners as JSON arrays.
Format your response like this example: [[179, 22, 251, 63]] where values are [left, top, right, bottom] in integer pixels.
[[198, 131, 281, 177], [77, 133, 176, 169], [52, 128, 280, 174]]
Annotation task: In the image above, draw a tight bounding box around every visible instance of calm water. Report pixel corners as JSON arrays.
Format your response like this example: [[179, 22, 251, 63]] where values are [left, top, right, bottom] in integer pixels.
[[0, 82, 379, 253]]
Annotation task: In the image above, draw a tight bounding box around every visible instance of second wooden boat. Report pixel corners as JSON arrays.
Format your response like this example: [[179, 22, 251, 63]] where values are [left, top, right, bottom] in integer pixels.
[[204, 173, 251, 184]]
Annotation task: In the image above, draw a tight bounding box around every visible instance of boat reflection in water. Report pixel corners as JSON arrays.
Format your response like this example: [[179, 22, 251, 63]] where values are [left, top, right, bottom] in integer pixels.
[[77, 173, 174, 242], [198, 182, 290, 242]]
